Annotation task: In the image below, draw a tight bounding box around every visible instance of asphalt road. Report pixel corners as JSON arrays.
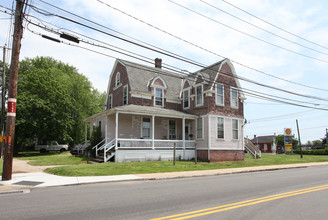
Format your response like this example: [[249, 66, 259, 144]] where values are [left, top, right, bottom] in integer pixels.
[[1, 166, 328, 220]]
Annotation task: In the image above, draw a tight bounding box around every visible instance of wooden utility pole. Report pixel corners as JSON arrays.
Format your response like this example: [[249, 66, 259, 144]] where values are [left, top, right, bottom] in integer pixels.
[[0, 46, 6, 158], [2, 0, 25, 181], [296, 119, 303, 159]]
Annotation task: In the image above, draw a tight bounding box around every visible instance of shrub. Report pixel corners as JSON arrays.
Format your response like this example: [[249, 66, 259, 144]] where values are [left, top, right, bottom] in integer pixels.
[[294, 149, 328, 155]]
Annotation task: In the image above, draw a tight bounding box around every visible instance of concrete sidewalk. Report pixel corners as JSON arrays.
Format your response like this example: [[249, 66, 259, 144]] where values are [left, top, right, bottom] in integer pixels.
[[1, 162, 328, 194]]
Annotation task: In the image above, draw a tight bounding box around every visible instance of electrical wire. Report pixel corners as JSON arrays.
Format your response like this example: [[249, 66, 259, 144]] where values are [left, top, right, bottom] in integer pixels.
[[199, 0, 328, 57], [93, 0, 328, 92], [25, 4, 328, 103], [221, 0, 328, 51], [25, 18, 328, 112], [168, 0, 328, 64]]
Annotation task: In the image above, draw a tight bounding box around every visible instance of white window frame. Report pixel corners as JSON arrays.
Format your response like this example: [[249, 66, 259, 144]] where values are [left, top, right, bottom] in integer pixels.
[[196, 117, 203, 139], [232, 119, 239, 140], [108, 94, 112, 109], [123, 85, 128, 105], [141, 117, 151, 139], [216, 84, 224, 106], [115, 72, 120, 87], [217, 117, 224, 139], [168, 120, 177, 140], [195, 84, 203, 107], [154, 87, 164, 107], [183, 89, 190, 109], [230, 87, 238, 109]]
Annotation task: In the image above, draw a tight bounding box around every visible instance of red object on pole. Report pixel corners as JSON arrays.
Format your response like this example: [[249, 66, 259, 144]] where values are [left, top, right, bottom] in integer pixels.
[[2, 0, 25, 181]]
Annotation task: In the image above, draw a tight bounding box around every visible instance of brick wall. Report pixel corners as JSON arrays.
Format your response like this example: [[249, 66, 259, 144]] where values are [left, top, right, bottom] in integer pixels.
[[197, 149, 244, 162]]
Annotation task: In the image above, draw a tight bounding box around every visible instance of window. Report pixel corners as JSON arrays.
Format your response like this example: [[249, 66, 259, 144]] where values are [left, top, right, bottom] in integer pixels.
[[217, 117, 224, 139], [196, 85, 203, 106], [169, 120, 176, 140], [216, 84, 224, 106], [232, 119, 238, 140], [155, 88, 164, 107], [123, 85, 128, 105], [231, 88, 238, 109], [183, 89, 190, 109], [108, 94, 112, 109], [197, 117, 203, 139], [142, 117, 151, 138], [115, 72, 120, 86]]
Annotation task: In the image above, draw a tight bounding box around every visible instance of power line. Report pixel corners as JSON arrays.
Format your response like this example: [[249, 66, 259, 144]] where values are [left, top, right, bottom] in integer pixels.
[[199, 0, 328, 57], [25, 3, 328, 104], [25, 11, 328, 104], [221, 0, 328, 51], [25, 18, 328, 112], [168, 0, 328, 64], [93, 0, 328, 92]]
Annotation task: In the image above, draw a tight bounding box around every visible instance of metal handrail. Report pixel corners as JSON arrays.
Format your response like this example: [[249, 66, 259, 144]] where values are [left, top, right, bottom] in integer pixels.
[[244, 138, 261, 158], [92, 138, 110, 157]]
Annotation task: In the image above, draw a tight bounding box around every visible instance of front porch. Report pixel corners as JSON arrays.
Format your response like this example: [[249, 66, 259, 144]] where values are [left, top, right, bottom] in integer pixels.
[[85, 105, 198, 162]]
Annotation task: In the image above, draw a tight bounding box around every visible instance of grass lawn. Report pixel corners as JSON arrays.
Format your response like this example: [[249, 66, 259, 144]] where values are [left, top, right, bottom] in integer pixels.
[[44, 154, 328, 177], [16, 151, 89, 166]]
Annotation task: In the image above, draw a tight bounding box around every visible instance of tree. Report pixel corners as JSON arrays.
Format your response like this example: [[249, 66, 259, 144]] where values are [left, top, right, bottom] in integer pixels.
[[15, 57, 104, 151], [273, 135, 299, 148], [312, 140, 322, 147]]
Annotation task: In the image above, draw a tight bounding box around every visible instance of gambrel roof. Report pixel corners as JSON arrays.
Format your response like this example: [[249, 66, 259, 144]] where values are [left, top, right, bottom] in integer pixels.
[[118, 59, 183, 99]]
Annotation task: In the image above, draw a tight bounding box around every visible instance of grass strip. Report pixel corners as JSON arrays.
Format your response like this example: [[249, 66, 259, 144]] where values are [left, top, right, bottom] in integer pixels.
[[44, 154, 328, 177], [16, 151, 89, 166]]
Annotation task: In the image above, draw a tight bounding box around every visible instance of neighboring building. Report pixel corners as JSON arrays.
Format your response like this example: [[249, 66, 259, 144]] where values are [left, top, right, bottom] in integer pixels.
[[85, 58, 246, 162], [250, 135, 275, 153]]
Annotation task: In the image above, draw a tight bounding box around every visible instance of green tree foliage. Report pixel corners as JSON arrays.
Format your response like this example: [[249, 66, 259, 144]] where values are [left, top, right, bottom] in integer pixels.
[[90, 126, 102, 148], [312, 140, 323, 147], [15, 57, 105, 150], [273, 134, 299, 148]]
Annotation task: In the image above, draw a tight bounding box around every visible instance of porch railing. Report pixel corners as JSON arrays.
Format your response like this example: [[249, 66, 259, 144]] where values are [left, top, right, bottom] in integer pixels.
[[117, 138, 195, 149]]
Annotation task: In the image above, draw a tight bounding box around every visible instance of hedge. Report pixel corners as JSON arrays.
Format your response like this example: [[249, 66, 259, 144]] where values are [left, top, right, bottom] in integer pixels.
[[294, 149, 328, 155]]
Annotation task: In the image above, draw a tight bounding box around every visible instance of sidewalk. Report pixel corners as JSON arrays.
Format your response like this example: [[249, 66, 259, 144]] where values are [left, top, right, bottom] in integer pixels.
[[1, 162, 328, 194]]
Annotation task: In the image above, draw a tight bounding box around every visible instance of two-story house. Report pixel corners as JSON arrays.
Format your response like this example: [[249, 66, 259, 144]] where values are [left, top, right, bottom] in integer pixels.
[[85, 58, 245, 162]]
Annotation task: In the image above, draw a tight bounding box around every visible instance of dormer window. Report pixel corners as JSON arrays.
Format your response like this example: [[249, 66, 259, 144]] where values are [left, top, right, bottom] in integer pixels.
[[195, 84, 203, 106], [116, 72, 120, 86], [155, 87, 164, 107]]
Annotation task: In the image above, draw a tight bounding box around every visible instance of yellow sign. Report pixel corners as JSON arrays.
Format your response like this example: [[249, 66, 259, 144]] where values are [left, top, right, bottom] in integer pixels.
[[0, 136, 5, 142], [286, 144, 292, 152]]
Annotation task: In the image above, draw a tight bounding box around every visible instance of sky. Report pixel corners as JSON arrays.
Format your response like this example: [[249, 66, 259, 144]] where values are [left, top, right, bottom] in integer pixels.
[[1, 0, 328, 143]]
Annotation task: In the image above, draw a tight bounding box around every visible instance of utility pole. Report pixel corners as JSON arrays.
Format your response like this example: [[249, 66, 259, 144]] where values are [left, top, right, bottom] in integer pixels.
[[0, 46, 5, 158], [1, 45, 9, 158], [296, 119, 303, 159], [2, 0, 25, 181]]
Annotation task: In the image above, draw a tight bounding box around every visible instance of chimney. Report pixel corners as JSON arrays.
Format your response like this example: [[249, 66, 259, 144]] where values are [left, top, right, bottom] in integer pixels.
[[155, 58, 162, 68]]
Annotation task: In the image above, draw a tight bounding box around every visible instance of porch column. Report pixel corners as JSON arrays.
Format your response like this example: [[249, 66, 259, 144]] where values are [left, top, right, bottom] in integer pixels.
[[182, 117, 185, 160], [208, 115, 211, 162], [115, 112, 118, 162], [115, 112, 118, 149], [105, 115, 108, 144], [152, 115, 155, 150]]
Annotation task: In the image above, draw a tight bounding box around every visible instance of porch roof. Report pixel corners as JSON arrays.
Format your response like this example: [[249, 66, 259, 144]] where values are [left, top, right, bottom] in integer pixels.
[[85, 104, 198, 122]]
